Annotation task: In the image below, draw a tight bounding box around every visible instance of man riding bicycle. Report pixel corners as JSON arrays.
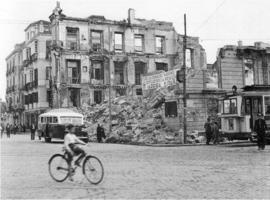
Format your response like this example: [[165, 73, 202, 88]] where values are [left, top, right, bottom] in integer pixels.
[[64, 124, 86, 180]]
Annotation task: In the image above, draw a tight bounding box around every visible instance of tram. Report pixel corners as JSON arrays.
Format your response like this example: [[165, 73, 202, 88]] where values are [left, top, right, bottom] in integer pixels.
[[218, 85, 270, 142]]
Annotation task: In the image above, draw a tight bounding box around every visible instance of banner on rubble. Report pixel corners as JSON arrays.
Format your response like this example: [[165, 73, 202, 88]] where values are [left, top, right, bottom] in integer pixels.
[[142, 69, 178, 90]]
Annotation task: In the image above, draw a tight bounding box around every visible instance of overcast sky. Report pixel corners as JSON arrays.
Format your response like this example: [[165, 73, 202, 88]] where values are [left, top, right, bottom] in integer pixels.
[[1, 0, 270, 101]]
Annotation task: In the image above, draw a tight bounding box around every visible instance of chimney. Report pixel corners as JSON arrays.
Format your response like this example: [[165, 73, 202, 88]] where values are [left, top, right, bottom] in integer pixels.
[[237, 40, 243, 47], [128, 8, 135, 24]]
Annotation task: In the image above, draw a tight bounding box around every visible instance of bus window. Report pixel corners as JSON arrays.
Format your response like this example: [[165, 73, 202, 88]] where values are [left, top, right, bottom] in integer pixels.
[[52, 117, 58, 123], [41, 117, 44, 123], [265, 96, 270, 115], [47, 117, 52, 123]]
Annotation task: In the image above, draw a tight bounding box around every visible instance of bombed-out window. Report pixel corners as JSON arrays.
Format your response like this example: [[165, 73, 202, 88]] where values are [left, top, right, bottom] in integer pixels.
[[94, 90, 102, 104], [156, 62, 168, 72], [165, 101, 178, 117], [155, 36, 165, 54], [114, 33, 123, 52], [116, 88, 126, 97], [91, 62, 103, 80], [136, 88, 142, 95], [114, 62, 125, 84], [135, 34, 143, 52], [135, 62, 146, 85], [91, 30, 102, 51], [66, 27, 79, 50]]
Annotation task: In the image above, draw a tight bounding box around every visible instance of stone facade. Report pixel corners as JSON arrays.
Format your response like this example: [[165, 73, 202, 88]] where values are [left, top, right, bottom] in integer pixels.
[[6, 20, 51, 127], [215, 42, 270, 91]]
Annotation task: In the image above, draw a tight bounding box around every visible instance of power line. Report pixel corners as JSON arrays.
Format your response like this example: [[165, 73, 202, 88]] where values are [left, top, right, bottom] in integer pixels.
[[193, 0, 227, 33]]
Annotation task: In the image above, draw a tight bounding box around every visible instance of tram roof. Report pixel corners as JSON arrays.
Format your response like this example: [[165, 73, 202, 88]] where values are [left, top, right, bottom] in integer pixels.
[[39, 108, 83, 118]]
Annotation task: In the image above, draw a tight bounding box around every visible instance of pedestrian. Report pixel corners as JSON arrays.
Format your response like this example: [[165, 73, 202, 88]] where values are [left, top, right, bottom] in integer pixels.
[[96, 124, 102, 143], [30, 123, 36, 140], [6, 123, 10, 138], [0, 124, 3, 138], [204, 117, 213, 145], [14, 124, 18, 135], [212, 121, 220, 145], [254, 113, 267, 150]]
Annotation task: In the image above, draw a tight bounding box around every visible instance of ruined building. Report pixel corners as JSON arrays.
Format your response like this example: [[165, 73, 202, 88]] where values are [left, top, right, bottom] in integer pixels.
[[6, 3, 210, 131], [215, 41, 270, 91], [48, 4, 206, 109]]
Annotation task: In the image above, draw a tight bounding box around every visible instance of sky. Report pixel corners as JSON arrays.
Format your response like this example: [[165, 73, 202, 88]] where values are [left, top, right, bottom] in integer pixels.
[[0, 0, 270, 101]]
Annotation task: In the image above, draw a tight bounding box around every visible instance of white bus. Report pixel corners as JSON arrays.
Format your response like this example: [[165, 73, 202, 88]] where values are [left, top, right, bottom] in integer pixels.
[[38, 108, 89, 143]]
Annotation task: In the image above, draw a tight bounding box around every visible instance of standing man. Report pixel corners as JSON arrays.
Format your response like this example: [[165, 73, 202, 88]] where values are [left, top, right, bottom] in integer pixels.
[[254, 113, 267, 150], [30, 123, 36, 140], [204, 117, 213, 145], [212, 121, 220, 145], [6, 123, 10, 138], [96, 124, 102, 143]]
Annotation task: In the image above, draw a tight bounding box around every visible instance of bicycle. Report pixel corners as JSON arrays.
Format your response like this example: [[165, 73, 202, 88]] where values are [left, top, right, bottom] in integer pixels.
[[48, 145, 104, 185]]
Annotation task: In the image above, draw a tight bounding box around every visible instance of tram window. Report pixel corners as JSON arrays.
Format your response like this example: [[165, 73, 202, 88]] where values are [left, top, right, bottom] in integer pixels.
[[253, 98, 262, 113], [245, 99, 251, 114], [224, 100, 230, 113], [228, 118, 234, 130], [218, 101, 222, 113], [223, 98, 237, 114], [230, 99, 237, 114], [265, 97, 270, 115]]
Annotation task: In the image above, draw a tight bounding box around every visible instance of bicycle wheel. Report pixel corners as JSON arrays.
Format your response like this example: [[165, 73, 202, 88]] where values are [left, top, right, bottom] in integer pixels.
[[83, 155, 104, 185], [48, 154, 70, 182]]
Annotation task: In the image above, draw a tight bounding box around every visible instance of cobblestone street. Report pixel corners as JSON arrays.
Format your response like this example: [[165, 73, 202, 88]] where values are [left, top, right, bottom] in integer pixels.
[[1, 134, 270, 199]]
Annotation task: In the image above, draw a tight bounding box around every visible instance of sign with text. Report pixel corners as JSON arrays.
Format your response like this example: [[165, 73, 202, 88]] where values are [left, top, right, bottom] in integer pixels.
[[142, 69, 177, 90]]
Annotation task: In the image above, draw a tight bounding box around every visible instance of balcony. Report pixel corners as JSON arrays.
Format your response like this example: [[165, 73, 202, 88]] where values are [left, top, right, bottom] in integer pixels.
[[33, 80, 38, 88], [23, 59, 31, 68], [66, 41, 79, 51], [68, 77, 81, 84], [30, 53, 38, 62]]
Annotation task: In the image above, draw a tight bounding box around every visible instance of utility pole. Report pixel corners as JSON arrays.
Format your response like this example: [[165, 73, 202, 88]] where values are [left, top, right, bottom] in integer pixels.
[[108, 59, 112, 134], [183, 14, 187, 144]]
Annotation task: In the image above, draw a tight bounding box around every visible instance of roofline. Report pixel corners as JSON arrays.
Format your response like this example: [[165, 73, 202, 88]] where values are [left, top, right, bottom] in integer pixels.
[[24, 20, 50, 32]]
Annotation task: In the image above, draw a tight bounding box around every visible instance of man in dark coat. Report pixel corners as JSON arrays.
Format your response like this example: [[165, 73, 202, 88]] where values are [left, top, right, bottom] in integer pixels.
[[96, 124, 106, 143], [6, 123, 11, 138], [30, 123, 36, 140], [204, 117, 213, 145], [254, 113, 267, 150]]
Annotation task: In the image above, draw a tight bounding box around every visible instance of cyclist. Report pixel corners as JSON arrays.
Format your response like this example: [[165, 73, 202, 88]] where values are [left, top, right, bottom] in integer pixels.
[[64, 124, 86, 181]]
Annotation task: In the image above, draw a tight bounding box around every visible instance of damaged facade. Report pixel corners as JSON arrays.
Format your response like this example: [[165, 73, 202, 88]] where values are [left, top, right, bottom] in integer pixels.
[[6, 3, 217, 135], [215, 41, 270, 90], [48, 4, 213, 132]]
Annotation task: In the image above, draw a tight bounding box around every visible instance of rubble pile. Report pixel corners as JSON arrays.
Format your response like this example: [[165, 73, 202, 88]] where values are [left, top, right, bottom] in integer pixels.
[[73, 88, 206, 145]]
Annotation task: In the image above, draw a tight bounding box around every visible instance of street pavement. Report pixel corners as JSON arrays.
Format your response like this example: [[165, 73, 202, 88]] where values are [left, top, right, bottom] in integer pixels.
[[1, 133, 270, 199]]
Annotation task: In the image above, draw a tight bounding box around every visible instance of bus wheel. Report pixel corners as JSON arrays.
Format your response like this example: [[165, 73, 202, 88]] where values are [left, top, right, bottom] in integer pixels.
[[45, 137, 51, 143]]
